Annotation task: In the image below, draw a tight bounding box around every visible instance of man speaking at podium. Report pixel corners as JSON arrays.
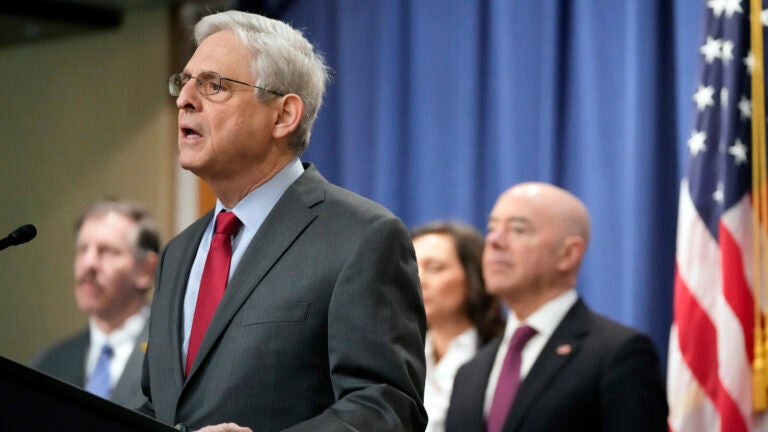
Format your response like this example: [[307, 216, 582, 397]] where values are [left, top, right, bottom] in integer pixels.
[[140, 10, 427, 432]]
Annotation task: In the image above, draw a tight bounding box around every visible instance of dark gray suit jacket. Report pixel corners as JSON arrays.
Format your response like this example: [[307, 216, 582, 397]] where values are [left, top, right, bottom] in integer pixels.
[[140, 164, 428, 431], [445, 300, 668, 432], [32, 323, 149, 409]]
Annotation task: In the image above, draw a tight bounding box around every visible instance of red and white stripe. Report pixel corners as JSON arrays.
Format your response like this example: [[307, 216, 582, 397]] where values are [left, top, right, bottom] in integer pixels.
[[668, 179, 768, 431]]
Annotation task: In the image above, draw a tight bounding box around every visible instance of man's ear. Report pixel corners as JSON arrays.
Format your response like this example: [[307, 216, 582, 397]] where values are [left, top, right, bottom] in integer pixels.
[[273, 94, 304, 139], [135, 251, 159, 292], [556, 236, 586, 273]]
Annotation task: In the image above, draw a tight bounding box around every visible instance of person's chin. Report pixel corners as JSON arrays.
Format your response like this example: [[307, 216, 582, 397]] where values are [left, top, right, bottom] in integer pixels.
[[178, 154, 206, 175], [75, 300, 101, 315], [484, 280, 511, 296]]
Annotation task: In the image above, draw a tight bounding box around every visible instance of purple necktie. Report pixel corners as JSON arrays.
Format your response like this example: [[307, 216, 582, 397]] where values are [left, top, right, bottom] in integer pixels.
[[486, 325, 538, 432]]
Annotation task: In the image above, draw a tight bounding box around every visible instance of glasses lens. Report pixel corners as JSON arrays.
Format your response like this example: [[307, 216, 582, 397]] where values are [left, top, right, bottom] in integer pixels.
[[197, 71, 221, 95], [168, 74, 184, 96]]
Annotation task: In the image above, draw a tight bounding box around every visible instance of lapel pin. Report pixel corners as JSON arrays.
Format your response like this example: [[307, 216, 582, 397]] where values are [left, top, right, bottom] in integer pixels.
[[141, 341, 148, 353], [556, 344, 572, 356]]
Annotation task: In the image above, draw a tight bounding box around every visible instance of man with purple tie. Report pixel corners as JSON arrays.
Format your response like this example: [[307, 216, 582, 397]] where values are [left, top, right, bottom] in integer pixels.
[[445, 182, 667, 432]]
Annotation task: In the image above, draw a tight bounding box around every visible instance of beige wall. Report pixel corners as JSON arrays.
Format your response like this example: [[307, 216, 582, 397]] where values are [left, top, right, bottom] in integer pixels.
[[0, 7, 177, 364]]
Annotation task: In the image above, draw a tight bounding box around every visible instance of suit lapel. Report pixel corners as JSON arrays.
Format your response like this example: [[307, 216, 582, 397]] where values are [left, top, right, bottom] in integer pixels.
[[164, 214, 211, 393], [503, 300, 590, 431], [72, 330, 89, 387], [184, 167, 324, 381], [111, 321, 149, 406], [464, 338, 503, 432]]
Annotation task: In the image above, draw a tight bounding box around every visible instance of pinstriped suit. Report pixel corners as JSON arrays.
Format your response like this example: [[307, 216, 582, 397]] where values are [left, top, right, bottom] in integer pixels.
[[140, 164, 428, 431]]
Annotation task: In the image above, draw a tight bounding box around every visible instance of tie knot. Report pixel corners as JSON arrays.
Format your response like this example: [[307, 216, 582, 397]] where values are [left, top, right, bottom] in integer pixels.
[[509, 325, 537, 352], [100, 344, 114, 358], [215, 211, 242, 236]]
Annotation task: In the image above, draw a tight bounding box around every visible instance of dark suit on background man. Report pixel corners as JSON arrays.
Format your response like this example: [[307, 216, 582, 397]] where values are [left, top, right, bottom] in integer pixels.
[[446, 300, 666, 432], [445, 182, 667, 432], [33, 324, 149, 409], [142, 10, 426, 432]]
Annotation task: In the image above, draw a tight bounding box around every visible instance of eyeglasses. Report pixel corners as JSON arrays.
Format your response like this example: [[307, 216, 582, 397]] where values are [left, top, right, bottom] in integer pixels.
[[168, 71, 286, 97]]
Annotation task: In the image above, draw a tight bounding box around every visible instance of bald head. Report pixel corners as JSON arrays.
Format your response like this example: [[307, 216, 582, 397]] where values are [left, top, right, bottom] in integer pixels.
[[483, 182, 591, 317], [502, 182, 591, 246]]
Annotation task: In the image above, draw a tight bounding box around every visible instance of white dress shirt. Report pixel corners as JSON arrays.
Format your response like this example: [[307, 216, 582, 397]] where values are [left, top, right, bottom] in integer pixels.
[[483, 289, 578, 416], [424, 327, 479, 432], [86, 305, 149, 387]]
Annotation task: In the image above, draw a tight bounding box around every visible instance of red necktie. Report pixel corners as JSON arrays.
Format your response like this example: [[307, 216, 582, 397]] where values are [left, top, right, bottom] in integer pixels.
[[486, 325, 538, 432], [185, 211, 242, 376]]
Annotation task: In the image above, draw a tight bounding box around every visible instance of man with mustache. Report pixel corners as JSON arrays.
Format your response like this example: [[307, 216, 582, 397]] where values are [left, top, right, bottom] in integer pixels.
[[33, 198, 160, 410]]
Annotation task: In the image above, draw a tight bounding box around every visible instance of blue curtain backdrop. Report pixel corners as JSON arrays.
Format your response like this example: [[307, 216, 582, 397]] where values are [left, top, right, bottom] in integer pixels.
[[237, 0, 707, 367]]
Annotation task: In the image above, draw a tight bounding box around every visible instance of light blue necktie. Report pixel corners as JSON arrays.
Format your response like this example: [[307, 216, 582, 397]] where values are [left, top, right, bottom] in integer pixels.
[[85, 344, 113, 399]]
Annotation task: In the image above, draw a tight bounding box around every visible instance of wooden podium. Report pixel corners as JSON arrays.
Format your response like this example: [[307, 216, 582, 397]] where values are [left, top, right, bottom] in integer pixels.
[[0, 355, 176, 431]]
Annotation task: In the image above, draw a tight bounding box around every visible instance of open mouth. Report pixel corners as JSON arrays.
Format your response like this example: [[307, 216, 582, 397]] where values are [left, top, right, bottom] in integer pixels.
[[180, 127, 202, 138]]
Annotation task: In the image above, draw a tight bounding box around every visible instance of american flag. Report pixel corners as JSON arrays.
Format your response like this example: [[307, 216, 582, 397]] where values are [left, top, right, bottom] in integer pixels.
[[667, 0, 768, 431]]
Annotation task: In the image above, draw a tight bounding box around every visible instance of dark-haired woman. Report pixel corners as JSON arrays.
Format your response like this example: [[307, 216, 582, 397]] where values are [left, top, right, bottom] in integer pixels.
[[412, 221, 506, 432]]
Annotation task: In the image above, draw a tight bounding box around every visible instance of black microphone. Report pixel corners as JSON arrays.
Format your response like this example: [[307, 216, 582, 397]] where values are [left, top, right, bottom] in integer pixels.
[[0, 224, 37, 251]]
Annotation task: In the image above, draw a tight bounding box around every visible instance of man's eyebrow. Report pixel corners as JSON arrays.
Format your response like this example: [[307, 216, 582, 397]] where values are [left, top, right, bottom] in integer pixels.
[[489, 216, 531, 225]]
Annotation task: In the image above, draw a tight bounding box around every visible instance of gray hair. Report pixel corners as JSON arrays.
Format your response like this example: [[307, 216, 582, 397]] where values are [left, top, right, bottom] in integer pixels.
[[195, 10, 330, 154], [74, 198, 161, 257]]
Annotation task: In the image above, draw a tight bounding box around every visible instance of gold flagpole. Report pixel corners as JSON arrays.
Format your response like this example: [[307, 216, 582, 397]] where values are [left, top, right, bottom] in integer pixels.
[[750, 0, 768, 412]]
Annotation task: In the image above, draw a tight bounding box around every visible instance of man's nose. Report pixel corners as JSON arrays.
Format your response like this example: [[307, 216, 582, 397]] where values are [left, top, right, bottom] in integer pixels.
[[176, 78, 200, 110], [485, 229, 507, 249], [77, 248, 99, 270]]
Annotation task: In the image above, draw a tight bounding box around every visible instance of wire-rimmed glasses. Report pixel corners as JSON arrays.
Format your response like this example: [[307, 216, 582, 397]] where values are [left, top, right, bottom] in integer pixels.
[[168, 71, 285, 97]]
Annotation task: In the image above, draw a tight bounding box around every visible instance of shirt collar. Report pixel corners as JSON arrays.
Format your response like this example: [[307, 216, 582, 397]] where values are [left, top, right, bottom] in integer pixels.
[[504, 288, 578, 341], [425, 326, 478, 366], [214, 157, 304, 233], [88, 304, 149, 348]]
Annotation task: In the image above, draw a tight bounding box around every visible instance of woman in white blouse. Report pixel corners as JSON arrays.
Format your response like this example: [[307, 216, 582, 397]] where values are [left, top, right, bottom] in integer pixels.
[[412, 221, 505, 432]]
